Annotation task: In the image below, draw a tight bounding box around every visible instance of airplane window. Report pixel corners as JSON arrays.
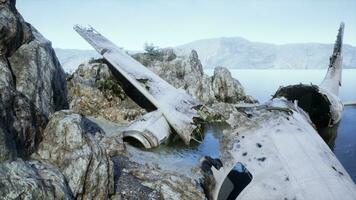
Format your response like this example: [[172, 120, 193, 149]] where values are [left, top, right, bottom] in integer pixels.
[[217, 162, 252, 200]]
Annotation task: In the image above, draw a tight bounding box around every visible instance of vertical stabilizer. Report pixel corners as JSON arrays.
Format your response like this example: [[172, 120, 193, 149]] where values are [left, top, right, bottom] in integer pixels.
[[320, 23, 345, 95]]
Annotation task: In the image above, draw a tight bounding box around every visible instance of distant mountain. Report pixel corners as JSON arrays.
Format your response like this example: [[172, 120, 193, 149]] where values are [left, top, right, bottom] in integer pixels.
[[55, 48, 141, 73], [176, 37, 356, 69], [55, 37, 356, 72], [54, 48, 100, 73]]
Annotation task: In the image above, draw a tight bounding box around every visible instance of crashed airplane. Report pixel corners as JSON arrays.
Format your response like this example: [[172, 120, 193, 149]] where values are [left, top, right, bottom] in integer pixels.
[[274, 23, 345, 130], [75, 23, 356, 199], [75, 25, 202, 147], [201, 23, 356, 200]]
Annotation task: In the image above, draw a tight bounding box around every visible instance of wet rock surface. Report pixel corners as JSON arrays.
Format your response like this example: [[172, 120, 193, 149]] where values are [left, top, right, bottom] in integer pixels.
[[32, 110, 116, 199]]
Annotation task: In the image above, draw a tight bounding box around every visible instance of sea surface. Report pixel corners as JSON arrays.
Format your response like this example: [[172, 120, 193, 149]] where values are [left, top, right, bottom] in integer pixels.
[[204, 69, 356, 182]]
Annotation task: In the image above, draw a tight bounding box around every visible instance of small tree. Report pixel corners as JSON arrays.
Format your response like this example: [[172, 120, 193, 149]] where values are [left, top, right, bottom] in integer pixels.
[[144, 43, 161, 58]]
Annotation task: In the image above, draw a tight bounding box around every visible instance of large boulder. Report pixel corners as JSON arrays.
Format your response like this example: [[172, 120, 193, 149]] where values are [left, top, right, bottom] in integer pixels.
[[0, 57, 14, 88], [134, 49, 256, 104], [0, 57, 48, 158], [0, 85, 47, 158], [211, 66, 248, 103], [67, 60, 146, 123], [9, 25, 68, 116], [0, 0, 68, 158], [0, 159, 73, 199], [112, 156, 205, 200], [0, 0, 32, 56], [0, 58, 16, 160], [0, 126, 16, 160], [32, 110, 116, 199], [111, 157, 162, 200]]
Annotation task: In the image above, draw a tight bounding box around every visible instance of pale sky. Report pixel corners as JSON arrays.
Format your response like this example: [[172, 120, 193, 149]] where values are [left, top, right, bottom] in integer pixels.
[[17, 0, 356, 51]]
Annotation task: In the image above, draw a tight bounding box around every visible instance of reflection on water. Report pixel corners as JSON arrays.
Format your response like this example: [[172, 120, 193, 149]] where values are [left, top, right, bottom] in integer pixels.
[[318, 106, 356, 182], [332, 106, 356, 182], [319, 125, 339, 148], [125, 123, 226, 176]]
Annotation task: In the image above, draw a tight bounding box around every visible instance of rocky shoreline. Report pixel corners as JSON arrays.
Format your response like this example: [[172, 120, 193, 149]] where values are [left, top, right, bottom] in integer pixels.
[[0, 1, 255, 199], [2, 1, 354, 200]]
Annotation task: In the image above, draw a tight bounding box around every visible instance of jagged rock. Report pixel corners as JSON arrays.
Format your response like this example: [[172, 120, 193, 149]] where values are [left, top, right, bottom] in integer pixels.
[[111, 158, 162, 200], [0, 1, 68, 158], [0, 0, 32, 57], [32, 110, 115, 199], [211, 67, 254, 103], [0, 126, 16, 161], [67, 60, 146, 123], [0, 85, 47, 158], [112, 156, 205, 200], [0, 159, 73, 199], [0, 45, 54, 158], [9, 25, 68, 116], [134, 49, 256, 104], [130, 167, 205, 200], [0, 57, 14, 88]]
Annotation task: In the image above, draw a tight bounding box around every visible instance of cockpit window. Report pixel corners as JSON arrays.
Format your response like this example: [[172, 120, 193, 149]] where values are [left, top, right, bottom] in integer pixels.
[[217, 162, 252, 200]]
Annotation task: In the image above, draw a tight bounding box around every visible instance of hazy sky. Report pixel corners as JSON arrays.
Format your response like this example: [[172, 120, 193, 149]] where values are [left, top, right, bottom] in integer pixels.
[[17, 0, 356, 50]]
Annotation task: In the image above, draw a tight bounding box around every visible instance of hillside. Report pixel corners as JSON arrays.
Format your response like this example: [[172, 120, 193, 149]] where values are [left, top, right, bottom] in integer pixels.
[[176, 37, 356, 69], [54, 48, 100, 73], [55, 37, 356, 72]]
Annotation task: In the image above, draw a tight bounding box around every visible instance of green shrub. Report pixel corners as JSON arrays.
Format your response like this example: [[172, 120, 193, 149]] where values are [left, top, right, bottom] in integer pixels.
[[95, 79, 126, 100]]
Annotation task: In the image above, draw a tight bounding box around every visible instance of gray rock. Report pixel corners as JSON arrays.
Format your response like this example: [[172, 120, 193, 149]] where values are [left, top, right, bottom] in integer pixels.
[[0, 85, 47, 158], [112, 156, 205, 200], [67, 60, 146, 123], [9, 25, 68, 117], [211, 66, 253, 103], [91, 116, 206, 200], [0, 0, 32, 57], [0, 126, 16, 161], [111, 157, 162, 200], [0, 1, 68, 158], [32, 110, 115, 199], [0, 159, 73, 200], [135, 49, 256, 104], [0, 57, 14, 88]]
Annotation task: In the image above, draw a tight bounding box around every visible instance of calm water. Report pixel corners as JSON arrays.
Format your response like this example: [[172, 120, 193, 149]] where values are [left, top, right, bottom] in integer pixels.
[[204, 69, 356, 182], [205, 69, 356, 103], [126, 124, 224, 177], [332, 106, 356, 181]]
